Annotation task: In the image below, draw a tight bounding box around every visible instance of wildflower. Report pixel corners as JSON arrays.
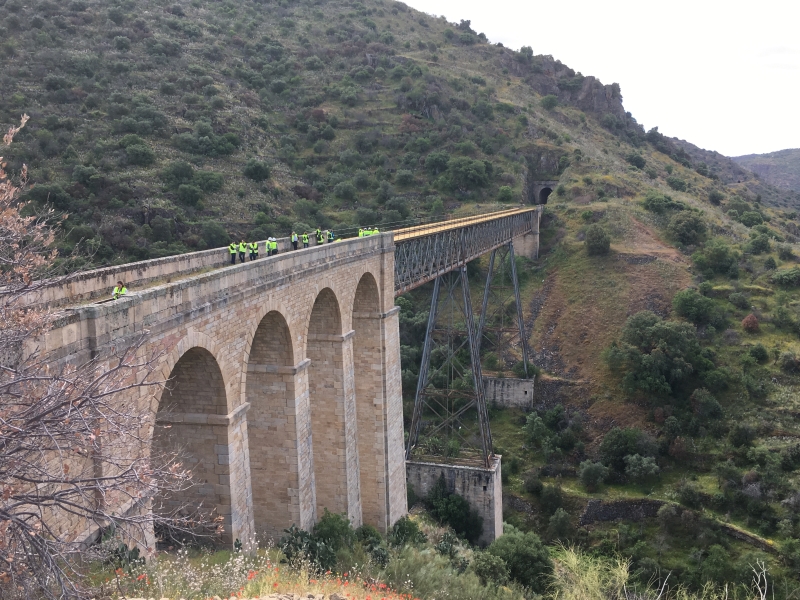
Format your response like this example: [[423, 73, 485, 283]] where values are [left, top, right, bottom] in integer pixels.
[[136, 574, 146, 581]]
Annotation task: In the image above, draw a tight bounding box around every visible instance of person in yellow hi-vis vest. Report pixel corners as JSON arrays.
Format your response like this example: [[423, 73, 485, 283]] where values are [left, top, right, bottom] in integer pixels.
[[238, 240, 247, 263], [249, 241, 258, 260], [302, 232, 309, 248], [229, 241, 237, 265], [291, 231, 299, 250], [270, 238, 278, 255], [112, 281, 127, 300]]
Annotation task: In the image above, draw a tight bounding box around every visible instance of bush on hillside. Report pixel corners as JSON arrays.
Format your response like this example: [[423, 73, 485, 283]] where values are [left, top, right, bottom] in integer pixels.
[[666, 175, 687, 191], [605, 311, 712, 396], [389, 516, 427, 547], [742, 313, 759, 333], [642, 191, 684, 213], [578, 460, 609, 491], [471, 551, 509, 586], [672, 288, 716, 324], [692, 239, 738, 276], [599, 427, 657, 473], [709, 190, 725, 205], [540, 95, 558, 110], [740, 211, 764, 227], [667, 212, 706, 245], [772, 266, 800, 286], [585, 224, 610, 255], [486, 525, 552, 592], [243, 159, 271, 181]]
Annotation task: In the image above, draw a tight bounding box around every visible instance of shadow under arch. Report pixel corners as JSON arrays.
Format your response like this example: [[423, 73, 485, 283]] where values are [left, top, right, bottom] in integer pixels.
[[306, 287, 361, 523], [246, 310, 311, 540], [153, 346, 232, 542]]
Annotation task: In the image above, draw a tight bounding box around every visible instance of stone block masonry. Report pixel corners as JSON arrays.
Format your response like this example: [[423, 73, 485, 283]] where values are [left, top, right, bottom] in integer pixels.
[[484, 377, 535, 409], [406, 457, 503, 546], [35, 235, 407, 549]]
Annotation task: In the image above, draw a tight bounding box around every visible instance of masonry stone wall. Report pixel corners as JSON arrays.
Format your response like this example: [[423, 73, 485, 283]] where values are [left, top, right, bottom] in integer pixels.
[[36, 235, 407, 548], [406, 458, 503, 546], [484, 377, 536, 409]]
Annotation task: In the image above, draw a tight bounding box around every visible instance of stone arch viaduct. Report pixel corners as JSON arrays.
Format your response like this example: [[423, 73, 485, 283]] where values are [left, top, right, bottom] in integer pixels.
[[32, 207, 541, 547]]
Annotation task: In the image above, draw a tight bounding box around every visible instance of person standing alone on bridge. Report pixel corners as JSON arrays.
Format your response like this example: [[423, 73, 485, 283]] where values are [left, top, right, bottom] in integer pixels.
[[112, 281, 127, 300], [229, 241, 237, 265], [302, 231, 309, 248], [238, 240, 247, 263], [291, 231, 298, 250]]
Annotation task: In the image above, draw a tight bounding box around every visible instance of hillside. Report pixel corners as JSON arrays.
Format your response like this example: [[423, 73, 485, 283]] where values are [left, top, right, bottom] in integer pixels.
[[733, 148, 800, 194], [6, 0, 800, 596]]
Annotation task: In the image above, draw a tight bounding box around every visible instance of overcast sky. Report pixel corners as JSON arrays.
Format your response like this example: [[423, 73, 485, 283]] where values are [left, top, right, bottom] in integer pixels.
[[403, 0, 800, 157]]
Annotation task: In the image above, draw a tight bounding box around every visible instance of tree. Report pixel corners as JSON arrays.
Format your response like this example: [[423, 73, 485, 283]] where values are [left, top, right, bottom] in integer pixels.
[[624, 454, 660, 481], [242, 158, 271, 181], [585, 224, 610, 256], [471, 551, 509, 586], [626, 152, 646, 169], [667, 212, 706, 245], [446, 157, 488, 191], [742, 313, 759, 333], [0, 117, 198, 598], [599, 427, 657, 473], [540, 95, 558, 110], [547, 508, 573, 541], [579, 461, 609, 491], [672, 288, 715, 324], [605, 311, 712, 396], [486, 525, 553, 593]]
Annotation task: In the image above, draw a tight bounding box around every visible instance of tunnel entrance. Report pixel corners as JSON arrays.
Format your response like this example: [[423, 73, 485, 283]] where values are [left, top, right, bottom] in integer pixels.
[[539, 187, 552, 204]]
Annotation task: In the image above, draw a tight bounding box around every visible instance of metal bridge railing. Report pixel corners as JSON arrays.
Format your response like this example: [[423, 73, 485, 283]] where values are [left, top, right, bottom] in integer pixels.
[[393, 207, 538, 295]]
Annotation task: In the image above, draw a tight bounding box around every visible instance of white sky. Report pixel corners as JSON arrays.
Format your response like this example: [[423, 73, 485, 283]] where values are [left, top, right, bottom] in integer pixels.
[[403, 0, 800, 157]]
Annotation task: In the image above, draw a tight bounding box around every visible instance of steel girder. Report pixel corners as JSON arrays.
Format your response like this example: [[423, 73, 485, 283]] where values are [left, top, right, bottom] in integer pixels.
[[393, 209, 536, 295]]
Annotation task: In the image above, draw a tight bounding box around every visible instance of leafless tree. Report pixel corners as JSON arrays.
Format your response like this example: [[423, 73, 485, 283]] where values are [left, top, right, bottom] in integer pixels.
[[0, 117, 202, 599]]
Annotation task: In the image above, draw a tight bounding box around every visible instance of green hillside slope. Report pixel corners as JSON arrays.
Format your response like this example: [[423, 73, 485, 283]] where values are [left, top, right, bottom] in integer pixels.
[[733, 148, 800, 194]]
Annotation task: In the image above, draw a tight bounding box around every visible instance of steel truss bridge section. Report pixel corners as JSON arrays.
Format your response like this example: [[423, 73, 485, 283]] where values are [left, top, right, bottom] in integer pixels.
[[392, 207, 538, 295]]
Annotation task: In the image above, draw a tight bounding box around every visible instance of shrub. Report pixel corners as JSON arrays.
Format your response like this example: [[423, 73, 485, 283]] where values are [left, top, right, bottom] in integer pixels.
[[395, 169, 414, 186], [194, 171, 224, 193], [585, 224, 610, 256], [672, 288, 715, 324], [312, 509, 356, 553], [385, 197, 410, 218], [486, 525, 552, 592], [709, 190, 724, 205], [547, 508, 572, 541], [626, 153, 646, 169], [333, 181, 357, 200], [772, 266, 800, 286], [642, 191, 683, 213], [578, 461, 609, 491], [539, 484, 562, 515], [624, 454, 659, 481], [728, 292, 749, 309], [425, 150, 450, 175], [471, 552, 509, 586], [201, 221, 229, 247], [599, 427, 657, 473], [427, 476, 483, 543], [666, 176, 687, 191], [242, 159, 271, 181], [389, 516, 426, 547], [125, 143, 155, 166], [667, 212, 706, 245], [742, 313, 759, 333], [692, 239, 737, 276], [497, 185, 514, 202], [446, 157, 489, 191], [740, 211, 764, 227], [749, 344, 768, 363], [540, 95, 558, 110], [746, 232, 770, 255], [764, 256, 777, 270], [177, 184, 202, 206], [778, 245, 795, 261], [523, 472, 543, 495], [729, 424, 755, 448], [605, 311, 710, 396], [162, 160, 194, 187]]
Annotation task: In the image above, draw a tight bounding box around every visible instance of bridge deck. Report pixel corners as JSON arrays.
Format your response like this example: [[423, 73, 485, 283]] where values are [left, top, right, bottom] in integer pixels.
[[393, 207, 535, 242], [26, 207, 539, 308]]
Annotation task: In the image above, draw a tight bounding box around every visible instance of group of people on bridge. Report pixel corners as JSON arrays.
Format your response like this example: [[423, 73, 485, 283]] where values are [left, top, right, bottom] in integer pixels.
[[227, 227, 352, 265]]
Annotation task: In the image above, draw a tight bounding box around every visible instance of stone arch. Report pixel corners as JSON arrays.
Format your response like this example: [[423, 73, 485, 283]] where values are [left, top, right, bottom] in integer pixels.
[[152, 344, 232, 542], [306, 287, 361, 522], [351, 273, 387, 529], [245, 310, 307, 539], [539, 187, 552, 204]]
